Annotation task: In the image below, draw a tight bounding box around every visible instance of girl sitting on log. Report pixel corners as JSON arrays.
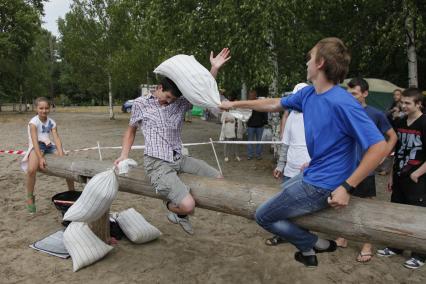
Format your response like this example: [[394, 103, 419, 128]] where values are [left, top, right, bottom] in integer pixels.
[[21, 97, 74, 213]]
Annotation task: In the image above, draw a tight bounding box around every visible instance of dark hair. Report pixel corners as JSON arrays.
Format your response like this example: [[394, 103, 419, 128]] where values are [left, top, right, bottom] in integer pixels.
[[313, 37, 351, 84], [160, 77, 182, 98], [423, 96, 426, 114], [402, 87, 423, 104], [347, 78, 369, 93], [34, 97, 51, 107]]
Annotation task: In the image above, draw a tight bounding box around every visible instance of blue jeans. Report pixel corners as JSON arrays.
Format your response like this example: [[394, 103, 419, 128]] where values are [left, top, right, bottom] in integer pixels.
[[247, 127, 264, 158], [281, 175, 292, 185], [255, 174, 331, 252], [38, 142, 57, 154]]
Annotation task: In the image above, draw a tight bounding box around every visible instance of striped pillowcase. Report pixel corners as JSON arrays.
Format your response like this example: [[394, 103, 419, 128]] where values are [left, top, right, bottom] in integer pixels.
[[154, 55, 221, 108], [64, 169, 118, 222], [116, 208, 161, 244], [63, 222, 113, 272]]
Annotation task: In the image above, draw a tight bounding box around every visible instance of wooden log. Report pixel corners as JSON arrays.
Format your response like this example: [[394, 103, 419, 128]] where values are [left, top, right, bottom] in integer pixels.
[[89, 211, 110, 243], [42, 156, 426, 253]]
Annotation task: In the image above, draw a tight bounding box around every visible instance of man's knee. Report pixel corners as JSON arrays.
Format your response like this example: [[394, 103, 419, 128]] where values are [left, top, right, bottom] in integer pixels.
[[178, 194, 195, 214], [255, 207, 267, 227]]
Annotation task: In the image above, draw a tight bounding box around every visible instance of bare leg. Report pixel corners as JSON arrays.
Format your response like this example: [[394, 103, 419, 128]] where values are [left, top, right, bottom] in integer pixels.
[[26, 151, 39, 211]]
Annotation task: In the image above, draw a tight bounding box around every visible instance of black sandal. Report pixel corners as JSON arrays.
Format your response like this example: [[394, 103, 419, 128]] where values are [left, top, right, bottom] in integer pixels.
[[265, 235, 287, 246]]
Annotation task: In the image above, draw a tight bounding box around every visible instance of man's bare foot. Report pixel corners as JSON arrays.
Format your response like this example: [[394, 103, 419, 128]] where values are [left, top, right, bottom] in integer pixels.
[[357, 243, 373, 263], [335, 237, 348, 248]]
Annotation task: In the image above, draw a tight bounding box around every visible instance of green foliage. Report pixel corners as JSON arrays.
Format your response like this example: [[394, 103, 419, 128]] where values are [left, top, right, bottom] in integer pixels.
[[2, 0, 426, 105], [0, 0, 42, 101]]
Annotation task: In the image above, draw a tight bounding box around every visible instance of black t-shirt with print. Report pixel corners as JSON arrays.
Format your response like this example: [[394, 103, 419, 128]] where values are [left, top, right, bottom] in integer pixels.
[[394, 114, 426, 177]]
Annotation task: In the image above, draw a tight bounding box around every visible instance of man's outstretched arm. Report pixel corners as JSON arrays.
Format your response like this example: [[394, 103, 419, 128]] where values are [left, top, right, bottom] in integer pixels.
[[114, 126, 137, 165]]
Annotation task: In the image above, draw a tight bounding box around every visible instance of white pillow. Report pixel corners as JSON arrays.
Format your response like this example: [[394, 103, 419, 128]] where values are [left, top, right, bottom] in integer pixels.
[[64, 169, 118, 222], [63, 222, 113, 272], [116, 208, 161, 244], [154, 55, 221, 108]]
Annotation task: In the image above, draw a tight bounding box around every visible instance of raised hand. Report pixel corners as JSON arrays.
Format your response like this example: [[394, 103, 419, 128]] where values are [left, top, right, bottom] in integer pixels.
[[210, 48, 231, 78]]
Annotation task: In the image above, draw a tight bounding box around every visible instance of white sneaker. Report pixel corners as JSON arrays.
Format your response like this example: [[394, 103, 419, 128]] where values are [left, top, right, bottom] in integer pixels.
[[167, 212, 194, 235], [377, 247, 397, 257], [403, 257, 425, 269], [235, 156, 241, 161], [224, 157, 229, 162]]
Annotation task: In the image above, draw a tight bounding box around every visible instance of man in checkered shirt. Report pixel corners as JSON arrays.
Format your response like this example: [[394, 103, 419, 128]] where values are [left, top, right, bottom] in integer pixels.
[[115, 48, 230, 235]]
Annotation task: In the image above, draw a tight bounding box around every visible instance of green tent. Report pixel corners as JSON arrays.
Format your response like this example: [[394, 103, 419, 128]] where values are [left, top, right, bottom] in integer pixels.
[[341, 78, 405, 111], [191, 106, 204, 116]]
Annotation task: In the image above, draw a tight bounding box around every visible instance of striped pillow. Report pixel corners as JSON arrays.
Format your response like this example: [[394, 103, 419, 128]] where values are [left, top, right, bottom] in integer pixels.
[[154, 55, 221, 108], [116, 208, 161, 244], [63, 222, 113, 272], [64, 169, 118, 222]]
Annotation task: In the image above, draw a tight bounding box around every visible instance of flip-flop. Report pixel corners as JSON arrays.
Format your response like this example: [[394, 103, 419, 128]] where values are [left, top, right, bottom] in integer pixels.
[[357, 252, 373, 263], [265, 235, 287, 246]]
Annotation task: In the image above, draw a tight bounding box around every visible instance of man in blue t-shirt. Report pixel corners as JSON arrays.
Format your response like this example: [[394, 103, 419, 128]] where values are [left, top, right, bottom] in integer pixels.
[[220, 38, 387, 267], [334, 77, 397, 262]]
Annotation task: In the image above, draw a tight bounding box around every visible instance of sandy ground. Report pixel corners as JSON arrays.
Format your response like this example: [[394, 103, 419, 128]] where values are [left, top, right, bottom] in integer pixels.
[[0, 110, 425, 284]]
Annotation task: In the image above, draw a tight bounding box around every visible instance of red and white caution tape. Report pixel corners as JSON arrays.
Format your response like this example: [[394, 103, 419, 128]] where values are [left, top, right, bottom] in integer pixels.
[[1, 140, 283, 157], [0, 150, 26, 155]]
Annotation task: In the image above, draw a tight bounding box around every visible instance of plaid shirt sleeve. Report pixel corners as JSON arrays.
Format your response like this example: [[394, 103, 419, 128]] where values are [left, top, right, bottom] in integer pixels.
[[129, 99, 143, 127]]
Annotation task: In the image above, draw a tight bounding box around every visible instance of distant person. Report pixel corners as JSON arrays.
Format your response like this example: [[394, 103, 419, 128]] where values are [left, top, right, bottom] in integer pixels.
[[220, 37, 387, 267], [21, 97, 74, 213], [219, 110, 241, 162], [377, 88, 426, 269], [246, 90, 268, 160], [184, 108, 192, 123], [266, 83, 311, 247], [334, 78, 397, 263], [387, 89, 404, 127], [114, 49, 230, 235]]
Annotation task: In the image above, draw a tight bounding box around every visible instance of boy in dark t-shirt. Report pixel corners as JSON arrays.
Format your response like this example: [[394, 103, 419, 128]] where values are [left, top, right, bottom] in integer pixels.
[[377, 88, 426, 269], [335, 78, 397, 263]]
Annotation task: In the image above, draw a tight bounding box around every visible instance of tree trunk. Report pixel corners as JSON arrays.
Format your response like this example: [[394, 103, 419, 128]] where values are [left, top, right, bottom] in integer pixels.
[[89, 211, 110, 243], [268, 30, 279, 97], [41, 156, 426, 253], [241, 82, 247, 101], [405, 1, 418, 87], [108, 73, 114, 120]]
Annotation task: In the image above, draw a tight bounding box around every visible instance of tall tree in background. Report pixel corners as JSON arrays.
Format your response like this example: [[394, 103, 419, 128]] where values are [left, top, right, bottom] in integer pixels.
[[0, 0, 44, 107]]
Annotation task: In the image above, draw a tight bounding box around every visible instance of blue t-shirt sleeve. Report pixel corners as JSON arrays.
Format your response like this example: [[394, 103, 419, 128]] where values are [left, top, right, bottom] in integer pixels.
[[336, 103, 385, 151], [376, 111, 392, 135], [280, 89, 304, 112]]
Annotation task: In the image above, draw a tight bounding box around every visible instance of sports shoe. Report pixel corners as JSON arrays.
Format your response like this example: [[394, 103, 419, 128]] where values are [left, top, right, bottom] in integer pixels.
[[403, 257, 425, 269], [224, 157, 229, 162], [167, 212, 194, 235], [294, 252, 318, 267], [235, 156, 241, 161], [377, 247, 397, 257]]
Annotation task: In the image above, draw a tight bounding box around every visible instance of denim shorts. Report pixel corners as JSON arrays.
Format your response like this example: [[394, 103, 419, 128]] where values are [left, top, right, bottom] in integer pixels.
[[38, 142, 57, 154]]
